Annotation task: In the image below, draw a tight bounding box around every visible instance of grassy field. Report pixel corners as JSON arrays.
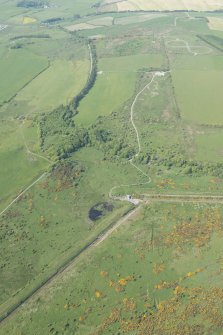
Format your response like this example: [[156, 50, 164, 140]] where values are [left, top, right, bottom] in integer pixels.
[[172, 69, 223, 124], [0, 120, 49, 212], [171, 55, 223, 125], [76, 54, 164, 126], [0, 48, 48, 104], [194, 131, 223, 163], [16, 59, 89, 114], [1, 202, 223, 335]]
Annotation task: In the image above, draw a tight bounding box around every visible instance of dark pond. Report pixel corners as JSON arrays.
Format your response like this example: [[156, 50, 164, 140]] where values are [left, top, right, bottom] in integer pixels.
[[89, 202, 114, 221]]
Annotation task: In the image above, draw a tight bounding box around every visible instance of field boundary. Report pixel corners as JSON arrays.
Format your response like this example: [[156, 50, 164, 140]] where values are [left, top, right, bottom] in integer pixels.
[[143, 193, 223, 204], [72, 42, 97, 110], [4, 61, 50, 105]]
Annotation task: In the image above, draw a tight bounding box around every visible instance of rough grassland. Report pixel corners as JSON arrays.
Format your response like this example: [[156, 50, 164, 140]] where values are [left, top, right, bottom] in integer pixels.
[[0, 147, 141, 316], [0, 49, 48, 104], [1, 203, 223, 335], [77, 54, 164, 126], [16, 60, 89, 113]]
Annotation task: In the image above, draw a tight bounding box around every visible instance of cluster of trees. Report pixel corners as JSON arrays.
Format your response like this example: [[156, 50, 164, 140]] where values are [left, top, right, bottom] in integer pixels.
[[51, 159, 85, 190], [72, 42, 97, 110], [11, 34, 50, 40], [17, 0, 48, 8], [39, 105, 89, 160], [135, 144, 223, 178], [42, 17, 63, 24], [38, 40, 98, 161], [89, 114, 223, 178]]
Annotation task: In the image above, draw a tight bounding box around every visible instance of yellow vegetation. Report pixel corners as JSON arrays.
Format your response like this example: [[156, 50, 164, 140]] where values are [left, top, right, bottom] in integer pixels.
[[95, 290, 103, 298], [153, 263, 166, 274], [100, 271, 108, 277], [119, 278, 127, 286], [22, 17, 37, 24], [174, 286, 186, 295], [109, 279, 115, 287]]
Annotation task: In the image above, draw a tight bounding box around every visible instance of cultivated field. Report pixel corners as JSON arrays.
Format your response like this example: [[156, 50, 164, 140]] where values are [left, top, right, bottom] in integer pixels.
[[101, 0, 223, 12], [208, 16, 223, 31]]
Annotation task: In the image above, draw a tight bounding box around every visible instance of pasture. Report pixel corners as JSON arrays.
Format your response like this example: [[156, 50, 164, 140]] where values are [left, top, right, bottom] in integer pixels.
[[16, 59, 89, 114], [194, 131, 223, 163], [1, 202, 223, 335], [171, 55, 223, 125], [172, 69, 223, 124], [76, 53, 164, 126], [0, 49, 48, 104]]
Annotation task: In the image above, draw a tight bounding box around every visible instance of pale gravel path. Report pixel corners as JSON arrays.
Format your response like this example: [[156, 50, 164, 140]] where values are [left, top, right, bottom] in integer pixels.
[[109, 71, 167, 201]]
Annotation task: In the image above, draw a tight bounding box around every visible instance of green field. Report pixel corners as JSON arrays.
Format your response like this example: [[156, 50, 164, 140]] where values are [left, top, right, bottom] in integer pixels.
[[194, 131, 223, 163], [173, 69, 223, 124], [0, 49, 48, 104], [77, 54, 164, 126], [0, 120, 49, 212], [16, 59, 89, 114], [172, 55, 223, 125]]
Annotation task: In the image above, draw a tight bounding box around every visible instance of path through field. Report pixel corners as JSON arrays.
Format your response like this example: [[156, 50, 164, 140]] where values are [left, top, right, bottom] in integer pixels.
[[109, 71, 167, 202], [0, 173, 46, 217]]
